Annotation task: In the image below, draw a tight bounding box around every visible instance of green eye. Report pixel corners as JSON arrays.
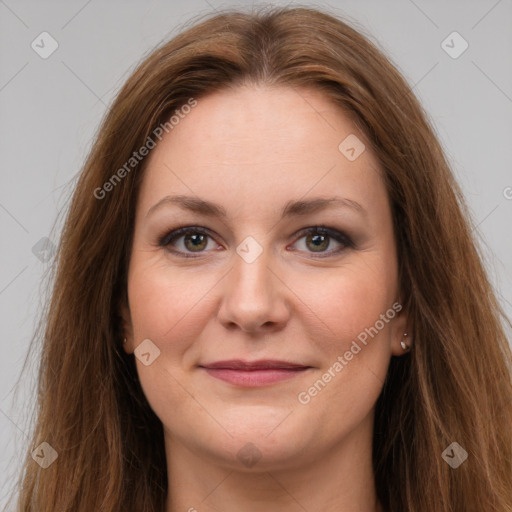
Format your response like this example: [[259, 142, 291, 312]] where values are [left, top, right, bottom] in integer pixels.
[[159, 227, 215, 257], [291, 227, 353, 257], [159, 225, 354, 259]]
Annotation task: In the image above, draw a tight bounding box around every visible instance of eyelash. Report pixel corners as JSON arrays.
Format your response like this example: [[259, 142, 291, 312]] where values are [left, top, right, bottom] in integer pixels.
[[157, 225, 355, 259]]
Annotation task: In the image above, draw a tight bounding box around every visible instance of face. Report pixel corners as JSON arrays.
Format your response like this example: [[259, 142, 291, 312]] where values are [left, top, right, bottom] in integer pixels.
[[122, 85, 407, 471]]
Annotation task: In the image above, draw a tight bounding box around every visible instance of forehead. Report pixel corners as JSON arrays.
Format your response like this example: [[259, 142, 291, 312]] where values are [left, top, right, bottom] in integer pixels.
[[138, 85, 385, 216]]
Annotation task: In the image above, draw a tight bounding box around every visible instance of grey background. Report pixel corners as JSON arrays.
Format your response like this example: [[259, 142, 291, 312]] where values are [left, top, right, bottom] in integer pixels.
[[1, 0, 511, 507]]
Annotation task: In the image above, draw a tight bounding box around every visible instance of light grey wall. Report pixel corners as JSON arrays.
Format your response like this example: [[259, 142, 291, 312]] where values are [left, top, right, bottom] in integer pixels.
[[1, 0, 511, 507]]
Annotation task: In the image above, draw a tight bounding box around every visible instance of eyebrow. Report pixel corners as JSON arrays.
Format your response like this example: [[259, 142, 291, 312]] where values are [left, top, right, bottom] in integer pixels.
[[145, 194, 367, 219]]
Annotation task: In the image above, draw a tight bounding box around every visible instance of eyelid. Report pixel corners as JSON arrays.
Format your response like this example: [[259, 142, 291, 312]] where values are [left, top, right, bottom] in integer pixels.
[[158, 225, 354, 258], [293, 226, 353, 247], [288, 226, 354, 257], [158, 225, 213, 247]]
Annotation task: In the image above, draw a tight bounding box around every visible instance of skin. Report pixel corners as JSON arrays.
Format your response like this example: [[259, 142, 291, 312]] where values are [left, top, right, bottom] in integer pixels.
[[122, 84, 409, 512]]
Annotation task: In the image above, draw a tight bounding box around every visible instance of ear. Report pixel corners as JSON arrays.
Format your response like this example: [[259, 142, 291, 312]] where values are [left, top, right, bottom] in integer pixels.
[[389, 300, 411, 357], [119, 300, 134, 354]]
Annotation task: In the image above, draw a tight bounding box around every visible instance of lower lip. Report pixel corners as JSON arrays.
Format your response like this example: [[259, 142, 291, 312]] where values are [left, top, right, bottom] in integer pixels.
[[202, 368, 310, 387]]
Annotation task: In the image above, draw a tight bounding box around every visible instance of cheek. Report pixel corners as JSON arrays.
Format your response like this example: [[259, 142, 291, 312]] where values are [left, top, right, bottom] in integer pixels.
[[127, 260, 216, 352], [294, 262, 397, 426], [297, 257, 398, 351], [126, 263, 214, 419]]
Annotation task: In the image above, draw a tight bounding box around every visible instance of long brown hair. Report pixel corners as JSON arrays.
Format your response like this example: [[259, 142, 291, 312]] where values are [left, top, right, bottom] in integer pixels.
[[9, 5, 512, 511]]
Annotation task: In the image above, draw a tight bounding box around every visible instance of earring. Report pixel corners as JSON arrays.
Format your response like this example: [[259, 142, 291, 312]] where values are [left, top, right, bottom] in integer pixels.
[[123, 338, 127, 344], [400, 333, 411, 351]]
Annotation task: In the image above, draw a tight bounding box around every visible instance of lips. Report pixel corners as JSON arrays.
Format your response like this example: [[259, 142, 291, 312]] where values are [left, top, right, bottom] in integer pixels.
[[199, 360, 312, 387], [200, 359, 310, 370]]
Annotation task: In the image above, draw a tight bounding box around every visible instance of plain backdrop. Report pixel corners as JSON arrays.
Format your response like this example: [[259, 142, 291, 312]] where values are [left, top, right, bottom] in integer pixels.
[[1, 0, 511, 507]]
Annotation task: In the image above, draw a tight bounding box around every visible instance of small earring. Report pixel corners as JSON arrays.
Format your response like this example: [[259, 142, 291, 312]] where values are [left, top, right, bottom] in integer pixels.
[[123, 338, 127, 344], [400, 333, 411, 351]]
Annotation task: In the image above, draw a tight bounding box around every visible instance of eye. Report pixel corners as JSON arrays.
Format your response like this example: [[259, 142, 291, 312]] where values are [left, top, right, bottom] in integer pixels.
[[290, 226, 354, 257], [158, 226, 219, 258], [158, 225, 354, 259]]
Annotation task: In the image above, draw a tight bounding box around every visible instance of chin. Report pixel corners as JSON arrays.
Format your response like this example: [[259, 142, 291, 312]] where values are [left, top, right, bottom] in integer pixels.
[[210, 436, 308, 472], [186, 417, 315, 471]]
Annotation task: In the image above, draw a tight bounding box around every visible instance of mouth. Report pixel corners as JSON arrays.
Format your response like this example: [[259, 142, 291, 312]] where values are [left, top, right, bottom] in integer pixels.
[[198, 359, 312, 387]]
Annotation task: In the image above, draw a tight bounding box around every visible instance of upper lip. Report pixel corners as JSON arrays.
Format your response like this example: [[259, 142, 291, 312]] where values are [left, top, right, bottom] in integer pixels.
[[199, 360, 311, 370]]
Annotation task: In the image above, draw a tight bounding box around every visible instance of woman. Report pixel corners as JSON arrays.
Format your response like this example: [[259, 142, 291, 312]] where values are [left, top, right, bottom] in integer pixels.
[[10, 5, 512, 511]]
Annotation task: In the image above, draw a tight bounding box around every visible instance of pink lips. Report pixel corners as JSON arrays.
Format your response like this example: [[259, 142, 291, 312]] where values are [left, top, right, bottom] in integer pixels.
[[199, 360, 311, 387]]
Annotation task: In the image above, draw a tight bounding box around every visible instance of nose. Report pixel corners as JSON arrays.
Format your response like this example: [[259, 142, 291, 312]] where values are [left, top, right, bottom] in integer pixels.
[[216, 247, 291, 333]]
